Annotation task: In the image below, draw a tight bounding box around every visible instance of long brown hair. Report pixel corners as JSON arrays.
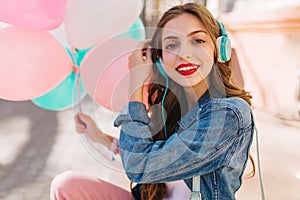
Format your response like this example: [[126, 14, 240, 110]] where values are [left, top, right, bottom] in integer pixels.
[[136, 3, 254, 199]]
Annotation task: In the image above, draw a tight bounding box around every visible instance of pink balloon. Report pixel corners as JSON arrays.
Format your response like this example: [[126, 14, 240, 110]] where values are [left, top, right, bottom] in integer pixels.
[[80, 38, 140, 112], [0, 26, 72, 101], [98, 53, 131, 112], [65, 0, 141, 49], [0, 0, 66, 30]]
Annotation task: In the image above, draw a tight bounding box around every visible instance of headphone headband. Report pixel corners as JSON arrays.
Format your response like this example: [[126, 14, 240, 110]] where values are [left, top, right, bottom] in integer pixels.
[[216, 20, 227, 36]]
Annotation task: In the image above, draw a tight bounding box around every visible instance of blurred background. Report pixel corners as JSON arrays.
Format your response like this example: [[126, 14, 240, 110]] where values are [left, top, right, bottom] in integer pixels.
[[0, 0, 300, 199]]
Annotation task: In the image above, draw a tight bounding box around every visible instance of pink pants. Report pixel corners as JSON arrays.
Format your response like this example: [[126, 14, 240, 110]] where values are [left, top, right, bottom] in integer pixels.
[[51, 171, 190, 200]]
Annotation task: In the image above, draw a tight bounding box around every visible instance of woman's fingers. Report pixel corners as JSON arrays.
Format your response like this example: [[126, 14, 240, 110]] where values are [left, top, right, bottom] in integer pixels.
[[129, 39, 152, 68], [76, 125, 85, 133], [145, 46, 152, 63], [137, 39, 152, 61], [74, 112, 94, 133], [140, 40, 152, 62]]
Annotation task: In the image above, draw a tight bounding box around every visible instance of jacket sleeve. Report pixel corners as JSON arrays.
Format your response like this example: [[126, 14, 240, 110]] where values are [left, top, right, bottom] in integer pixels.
[[114, 101, 252, 183]]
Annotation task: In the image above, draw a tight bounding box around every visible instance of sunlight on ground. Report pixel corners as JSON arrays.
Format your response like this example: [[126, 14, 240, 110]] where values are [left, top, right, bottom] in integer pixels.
[[0, 117, 30, 165]]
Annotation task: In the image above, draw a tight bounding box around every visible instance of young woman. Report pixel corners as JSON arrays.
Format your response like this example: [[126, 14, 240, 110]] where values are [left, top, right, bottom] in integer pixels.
[[51, 3, 254, 200]]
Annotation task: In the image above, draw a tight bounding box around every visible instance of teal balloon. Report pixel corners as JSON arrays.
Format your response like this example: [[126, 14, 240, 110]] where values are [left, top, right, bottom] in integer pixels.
[[31, 48, 89, 111], [117, 18, 146, 41]]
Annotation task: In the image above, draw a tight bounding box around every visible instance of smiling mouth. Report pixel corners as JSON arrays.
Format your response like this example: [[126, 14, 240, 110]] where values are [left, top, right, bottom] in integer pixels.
[[176, 63, 198, 76]]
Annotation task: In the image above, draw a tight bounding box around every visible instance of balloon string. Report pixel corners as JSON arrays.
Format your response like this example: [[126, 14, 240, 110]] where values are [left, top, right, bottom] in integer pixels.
[[71, 47, 83, 112], [73, 66, 83, 112]]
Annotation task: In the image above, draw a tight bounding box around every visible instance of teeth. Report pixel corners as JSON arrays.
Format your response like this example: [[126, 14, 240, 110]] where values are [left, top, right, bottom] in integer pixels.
[[177, 66, 197, 71]]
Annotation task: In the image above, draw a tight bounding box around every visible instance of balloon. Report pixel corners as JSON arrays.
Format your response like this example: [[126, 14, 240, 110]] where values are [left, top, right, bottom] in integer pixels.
[[0, 26, 72, 101], [64, 0, 141, 49], [80, 38, 140, 112], [31, 72, 87, 111], [0, 0, 67, 30], [117, 18, 146, 41], [31, 49, 89, 111], [31, 72, 86, 111]]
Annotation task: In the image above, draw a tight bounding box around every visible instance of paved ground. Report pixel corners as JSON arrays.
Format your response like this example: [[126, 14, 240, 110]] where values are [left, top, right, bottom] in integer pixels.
[[0, 96, 299, 200]]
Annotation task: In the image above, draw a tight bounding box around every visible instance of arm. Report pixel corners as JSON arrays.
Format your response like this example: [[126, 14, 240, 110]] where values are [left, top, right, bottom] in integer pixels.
[[127, 40, 152, 103], [114, 101, 251, 183], [75, 112, 117, 152]]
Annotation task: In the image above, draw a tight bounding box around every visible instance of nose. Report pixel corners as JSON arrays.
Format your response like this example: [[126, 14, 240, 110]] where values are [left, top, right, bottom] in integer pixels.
[[179, 42, 192, 59]]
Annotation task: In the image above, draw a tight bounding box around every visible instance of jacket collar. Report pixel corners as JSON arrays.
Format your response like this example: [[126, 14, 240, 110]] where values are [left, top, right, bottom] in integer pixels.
[[177, 86, 224, 129]]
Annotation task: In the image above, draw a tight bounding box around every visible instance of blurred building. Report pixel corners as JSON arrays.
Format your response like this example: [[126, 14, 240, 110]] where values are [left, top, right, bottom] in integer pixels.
[[219, 0, 300, 121]]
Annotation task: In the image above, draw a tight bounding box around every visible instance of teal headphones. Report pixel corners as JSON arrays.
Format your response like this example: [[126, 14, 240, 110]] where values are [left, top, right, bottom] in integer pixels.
[[216, 20, 231, 63], [155, 20, 231, 139]]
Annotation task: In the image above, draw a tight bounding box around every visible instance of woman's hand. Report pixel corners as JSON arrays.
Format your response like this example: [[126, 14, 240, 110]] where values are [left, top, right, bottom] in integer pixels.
[[74, 112, 114, 149], [128, 39, 153, 102]]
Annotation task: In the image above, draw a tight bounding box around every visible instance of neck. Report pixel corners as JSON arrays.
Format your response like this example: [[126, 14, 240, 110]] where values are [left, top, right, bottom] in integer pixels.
[[184, 80, 209, 109]]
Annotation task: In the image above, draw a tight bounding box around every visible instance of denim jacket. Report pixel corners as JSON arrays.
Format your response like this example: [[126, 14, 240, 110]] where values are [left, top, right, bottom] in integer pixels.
[[114, 89, 254, 200]]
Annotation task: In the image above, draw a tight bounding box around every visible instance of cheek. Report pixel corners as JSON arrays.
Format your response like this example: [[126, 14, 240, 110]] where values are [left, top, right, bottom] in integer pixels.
[[200, 55, 214, 77], [196, 45, 215, 61], [195, 47, 214, 77], [203, 52, 214, 66], [162, 52, 177, 68]]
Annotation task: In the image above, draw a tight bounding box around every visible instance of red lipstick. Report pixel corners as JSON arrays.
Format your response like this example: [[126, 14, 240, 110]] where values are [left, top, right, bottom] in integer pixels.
[[176, 63, 198, 76]]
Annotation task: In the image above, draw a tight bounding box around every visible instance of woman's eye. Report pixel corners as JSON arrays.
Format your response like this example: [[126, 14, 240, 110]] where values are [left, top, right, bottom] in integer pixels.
[[165, 43, 178, 49], [193, 39, 205, 44]]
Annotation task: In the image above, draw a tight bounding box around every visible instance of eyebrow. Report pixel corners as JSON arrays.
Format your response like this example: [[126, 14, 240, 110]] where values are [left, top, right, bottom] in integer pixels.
[[188, 30, 207, 37], [163, 36, 178, 41], [163, 30, 208, 41]]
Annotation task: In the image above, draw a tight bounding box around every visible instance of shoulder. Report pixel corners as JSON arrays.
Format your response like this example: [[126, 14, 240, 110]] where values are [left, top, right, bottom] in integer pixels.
[[201, 97, 252, 129], [202, 97, 251, 113]]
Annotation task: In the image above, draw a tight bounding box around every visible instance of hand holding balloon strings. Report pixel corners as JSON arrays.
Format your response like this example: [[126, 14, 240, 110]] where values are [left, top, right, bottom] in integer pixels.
[[71, 47, 119, 157], [74, 112, 115, 150]]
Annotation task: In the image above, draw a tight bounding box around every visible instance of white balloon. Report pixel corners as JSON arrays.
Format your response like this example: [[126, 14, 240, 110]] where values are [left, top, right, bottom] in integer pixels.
[[65, 0, 141, 49]]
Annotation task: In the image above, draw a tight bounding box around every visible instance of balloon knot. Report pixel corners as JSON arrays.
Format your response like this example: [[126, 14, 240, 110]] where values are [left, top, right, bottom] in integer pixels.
[[72, 65, 80, 73]]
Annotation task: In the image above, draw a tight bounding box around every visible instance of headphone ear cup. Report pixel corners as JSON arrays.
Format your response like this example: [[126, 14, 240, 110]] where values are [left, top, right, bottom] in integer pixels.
[[216, 36, 232, 63]]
